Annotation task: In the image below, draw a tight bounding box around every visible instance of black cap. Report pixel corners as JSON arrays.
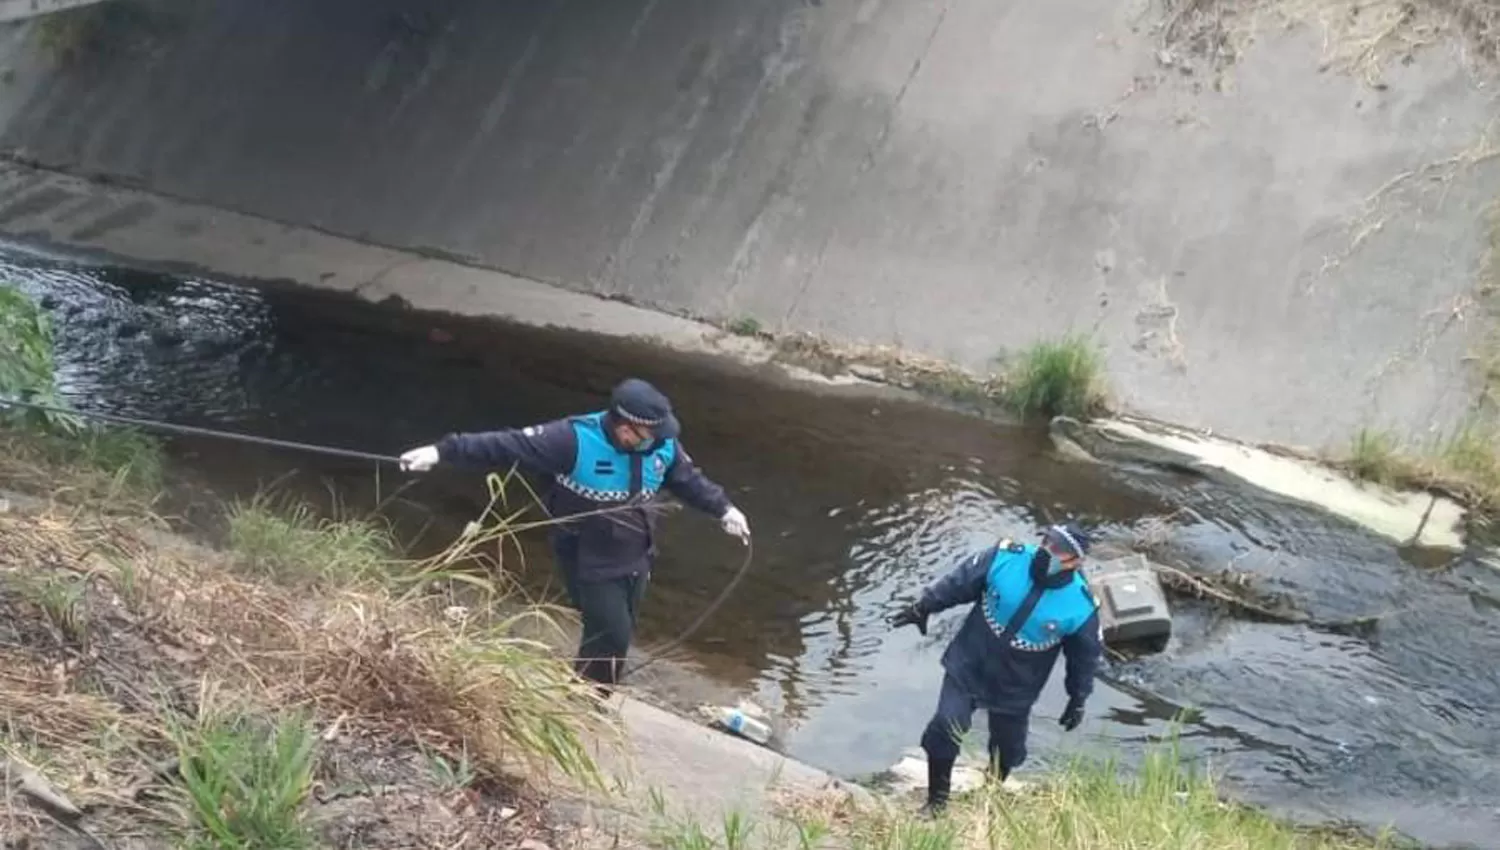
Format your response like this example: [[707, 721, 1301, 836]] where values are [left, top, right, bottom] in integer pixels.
[[1041, 523, 1091, 559], [610, 378, 681, 439]]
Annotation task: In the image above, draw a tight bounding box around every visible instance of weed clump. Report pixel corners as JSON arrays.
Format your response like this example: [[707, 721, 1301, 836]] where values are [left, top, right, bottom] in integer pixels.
[[725, 316, 765, 337], [169, 705, 319, 850], [1437, 422, 1500, 500], [1341, 422, 1500, 508], [226, 493, 394, 585], [1348, 428, 1404, 486], [309, 601, 608, 788], [1002, 335, 1106, 419]]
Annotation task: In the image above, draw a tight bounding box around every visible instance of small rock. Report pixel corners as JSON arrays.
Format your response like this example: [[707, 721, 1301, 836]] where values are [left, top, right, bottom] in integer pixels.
[[519, 840, 551, 850], [499, 806, 518, 821], [848, 363, 886, 381]]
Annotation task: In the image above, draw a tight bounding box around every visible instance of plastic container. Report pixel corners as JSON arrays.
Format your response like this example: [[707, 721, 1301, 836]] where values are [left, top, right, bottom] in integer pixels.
[[1082, 553, 1173, 650], [711, 706, 773, 745]]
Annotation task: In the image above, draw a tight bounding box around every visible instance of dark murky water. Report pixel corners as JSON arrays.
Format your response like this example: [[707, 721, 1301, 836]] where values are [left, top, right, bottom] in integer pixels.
[[4, 243, 1499, 848]]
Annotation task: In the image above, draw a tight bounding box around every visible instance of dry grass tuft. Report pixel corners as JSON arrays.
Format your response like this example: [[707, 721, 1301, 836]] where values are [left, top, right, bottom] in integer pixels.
[[1160, 0, 1500, 88], [1337, 422, 1500, 509], [0, 650, 133, 750], [298, 595, 612, 789]]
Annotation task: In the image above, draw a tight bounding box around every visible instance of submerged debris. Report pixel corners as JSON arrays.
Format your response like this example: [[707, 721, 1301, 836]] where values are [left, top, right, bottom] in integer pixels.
[[1149, 557, 1384, 639], [1103, 512, 1391, 641]]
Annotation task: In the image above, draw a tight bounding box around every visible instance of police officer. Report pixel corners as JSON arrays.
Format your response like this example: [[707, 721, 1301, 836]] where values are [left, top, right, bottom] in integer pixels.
[[399, 377, 750, 694], [888, 523, 1101, 815]]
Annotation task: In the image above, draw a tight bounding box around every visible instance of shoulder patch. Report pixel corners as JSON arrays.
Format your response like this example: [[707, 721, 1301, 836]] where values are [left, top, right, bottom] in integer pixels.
[[999, 537, 1025, 553]]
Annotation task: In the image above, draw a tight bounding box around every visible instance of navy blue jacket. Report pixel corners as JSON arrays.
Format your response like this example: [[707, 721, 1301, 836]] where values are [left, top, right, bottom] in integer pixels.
[[919, 543, 1103, 715], [436, 416, 732, 581]]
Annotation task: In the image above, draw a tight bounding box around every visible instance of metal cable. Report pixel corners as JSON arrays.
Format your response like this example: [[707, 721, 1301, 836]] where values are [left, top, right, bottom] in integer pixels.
[[625, 537, 754, 678], [0, 397, 402, 464]]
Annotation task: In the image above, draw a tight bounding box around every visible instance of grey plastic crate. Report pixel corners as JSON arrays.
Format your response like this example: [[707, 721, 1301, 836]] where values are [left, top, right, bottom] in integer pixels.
[[1082, 553, 1173, 648]]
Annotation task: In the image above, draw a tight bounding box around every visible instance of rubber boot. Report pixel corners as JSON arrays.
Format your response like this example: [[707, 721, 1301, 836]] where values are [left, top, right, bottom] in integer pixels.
[[920, 756, 955, 818]]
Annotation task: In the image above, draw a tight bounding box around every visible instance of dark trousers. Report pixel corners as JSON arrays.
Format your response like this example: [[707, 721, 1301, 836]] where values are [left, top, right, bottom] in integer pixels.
[[554, 545, 648, 689], [920, 673, 1030, 777]]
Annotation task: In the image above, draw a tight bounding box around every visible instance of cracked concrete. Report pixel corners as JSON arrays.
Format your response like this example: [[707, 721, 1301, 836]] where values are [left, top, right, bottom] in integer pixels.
[[2, 0, 1500, 449]]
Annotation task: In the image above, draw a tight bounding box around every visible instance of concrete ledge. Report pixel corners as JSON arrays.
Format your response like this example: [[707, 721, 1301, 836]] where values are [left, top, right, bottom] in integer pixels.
[[555, 694, 867, 847], [607, 696, 855, 810], [0, 0, 114, 24], [0, 161, 783, 365], [1052, 414, 1467, 551]]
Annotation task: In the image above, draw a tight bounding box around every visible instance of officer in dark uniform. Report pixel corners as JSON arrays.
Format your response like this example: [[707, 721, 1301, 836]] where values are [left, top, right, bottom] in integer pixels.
[[889, 523, 1102, 815], [399, 378, 749, 693]]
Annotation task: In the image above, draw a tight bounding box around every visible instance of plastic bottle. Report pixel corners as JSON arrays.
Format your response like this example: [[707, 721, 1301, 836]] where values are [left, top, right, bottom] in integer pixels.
[[711, 706, 772, 745]]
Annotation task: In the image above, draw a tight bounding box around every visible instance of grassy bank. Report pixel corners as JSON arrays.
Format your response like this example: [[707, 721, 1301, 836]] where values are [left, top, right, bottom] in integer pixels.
[[1342, 423, 1500, 510], [0, 423, 611, 849], [651, 744, 1401, 850]]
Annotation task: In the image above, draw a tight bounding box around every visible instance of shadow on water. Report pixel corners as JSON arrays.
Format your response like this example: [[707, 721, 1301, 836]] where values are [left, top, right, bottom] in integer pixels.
[[4, 243, 1499, 848]]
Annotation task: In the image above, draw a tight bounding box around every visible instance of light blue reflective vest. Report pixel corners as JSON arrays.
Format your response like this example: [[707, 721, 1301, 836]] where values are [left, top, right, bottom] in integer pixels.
[[981, 543, 1098, 652], [553, 412, 678, 503]]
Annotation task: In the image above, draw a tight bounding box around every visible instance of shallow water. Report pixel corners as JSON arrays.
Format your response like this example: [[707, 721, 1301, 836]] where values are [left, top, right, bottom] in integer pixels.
[[4, 243, 1498, 847]]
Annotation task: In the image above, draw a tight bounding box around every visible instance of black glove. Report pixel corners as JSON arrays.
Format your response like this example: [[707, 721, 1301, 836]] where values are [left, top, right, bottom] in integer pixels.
[[1059, 698, 1085, 731], [888, 602, 929, 636]]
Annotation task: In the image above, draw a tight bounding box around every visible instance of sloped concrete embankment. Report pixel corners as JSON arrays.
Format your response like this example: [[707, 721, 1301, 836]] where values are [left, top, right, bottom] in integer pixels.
[[2, 0, 1499, 450]]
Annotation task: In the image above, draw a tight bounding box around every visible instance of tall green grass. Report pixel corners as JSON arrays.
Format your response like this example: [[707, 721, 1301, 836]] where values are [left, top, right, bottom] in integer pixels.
[[168, 707, 319, 850], [667, 739, 1400, 850], [226, 492, 395, 585], [1347, 428, 1403, 486], [874, 742, 1400, 850], [1003, 335, 1105, 419]]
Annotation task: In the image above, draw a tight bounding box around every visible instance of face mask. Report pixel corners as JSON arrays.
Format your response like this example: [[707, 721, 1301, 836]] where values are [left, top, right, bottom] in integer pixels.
[[1045, 551, 1068, 576]]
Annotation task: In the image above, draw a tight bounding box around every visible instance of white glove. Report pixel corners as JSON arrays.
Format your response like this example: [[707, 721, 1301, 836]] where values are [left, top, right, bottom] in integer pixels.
[[720, 506, 750, 543], [399, 445, 440, 472]]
